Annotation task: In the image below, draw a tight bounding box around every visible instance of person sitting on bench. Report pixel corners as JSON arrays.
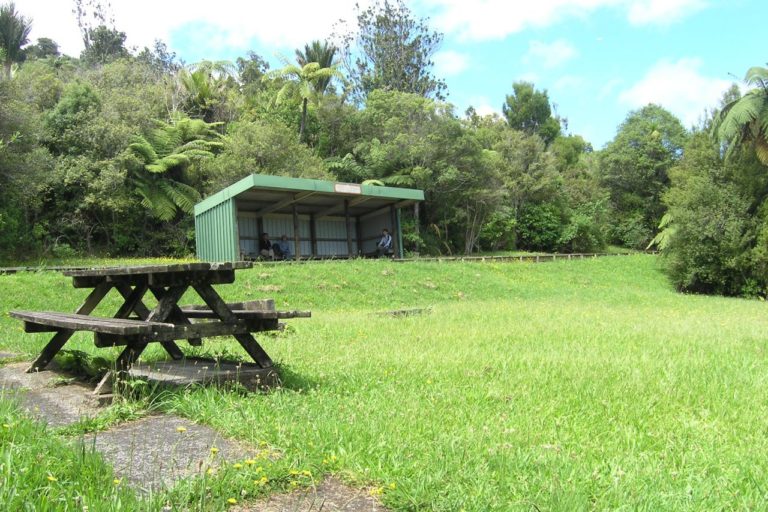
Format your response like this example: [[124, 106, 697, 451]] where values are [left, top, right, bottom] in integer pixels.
[[259, 232, 274, 259], [376, 228, 393, 258], [274, 234, 292, 260]]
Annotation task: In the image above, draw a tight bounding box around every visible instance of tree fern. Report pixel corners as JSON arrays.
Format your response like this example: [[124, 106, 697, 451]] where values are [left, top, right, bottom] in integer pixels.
[[123, 115, 221, 220], [713, 66, 768, 165]]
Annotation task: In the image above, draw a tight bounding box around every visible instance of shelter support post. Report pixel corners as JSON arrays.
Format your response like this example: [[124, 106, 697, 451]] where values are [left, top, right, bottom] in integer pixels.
[[292, 205, 301, 261], [414, 203, 420, 254], [390, 205, 398, 257], [355, 215, 363, 257], [345, 199, 354, 257], [396, 208, 403, 258], [309, 213, 317, 257]]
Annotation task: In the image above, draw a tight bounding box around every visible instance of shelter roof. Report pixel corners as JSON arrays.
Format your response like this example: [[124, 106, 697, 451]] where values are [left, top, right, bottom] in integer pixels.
[[194, 174, 424, 218]]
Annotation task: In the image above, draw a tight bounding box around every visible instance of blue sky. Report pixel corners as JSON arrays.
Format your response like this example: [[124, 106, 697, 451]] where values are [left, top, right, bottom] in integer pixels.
[[22, 0, 767, 147]]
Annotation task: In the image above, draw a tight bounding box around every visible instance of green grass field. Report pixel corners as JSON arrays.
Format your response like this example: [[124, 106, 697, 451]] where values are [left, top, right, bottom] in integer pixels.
[[2, 255, 767, 510]]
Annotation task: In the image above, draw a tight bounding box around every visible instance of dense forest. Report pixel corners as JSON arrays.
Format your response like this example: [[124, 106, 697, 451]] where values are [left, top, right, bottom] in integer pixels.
[[1, 1, 767, 296]]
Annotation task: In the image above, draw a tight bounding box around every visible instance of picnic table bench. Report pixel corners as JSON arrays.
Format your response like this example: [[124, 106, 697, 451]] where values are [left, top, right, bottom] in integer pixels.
[[9, 262, 309, 378]]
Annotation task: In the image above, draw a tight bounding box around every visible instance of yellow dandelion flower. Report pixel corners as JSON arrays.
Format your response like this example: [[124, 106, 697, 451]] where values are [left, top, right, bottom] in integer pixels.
[[176, 426, 187, 433], [330, 455, 337, 461], [255, 466, 263, 473], [233, 463, 243, 470], [389, 482, 396, 489], [210, 447, 219, 455], [113, 478, 121, 485], [206, 468, 214, 475], [289, 469, 299, 475], [301, 470, 311, 477], [369, 487, 383, 496], [290, 480, 299, 487], [47, 475, 57, 482], [227, 498, 237, 505], [244, 459, 256, 466], [322, 459, 328, 465]]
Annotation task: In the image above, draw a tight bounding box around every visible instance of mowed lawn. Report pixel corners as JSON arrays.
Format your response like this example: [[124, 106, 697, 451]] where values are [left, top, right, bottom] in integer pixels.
[[1, 255, 768, 510]]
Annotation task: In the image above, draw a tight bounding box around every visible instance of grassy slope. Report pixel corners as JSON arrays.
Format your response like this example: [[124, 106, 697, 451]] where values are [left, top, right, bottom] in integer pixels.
[[2, 256, 768, 510]]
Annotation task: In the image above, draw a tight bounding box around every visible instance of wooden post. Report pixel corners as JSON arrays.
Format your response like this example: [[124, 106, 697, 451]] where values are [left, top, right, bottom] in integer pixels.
[[413, 203, 419, 238], [389, 205, 397, 257], [396, 208, 403, 259], [292, 205, 301, 261], [309, 213, 318, 258], [345, 199, 354, 258], [355, 215, 363, 257]]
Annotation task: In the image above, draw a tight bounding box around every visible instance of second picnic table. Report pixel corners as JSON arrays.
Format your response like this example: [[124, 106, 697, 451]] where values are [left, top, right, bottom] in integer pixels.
[[10, 262, 309, 375]]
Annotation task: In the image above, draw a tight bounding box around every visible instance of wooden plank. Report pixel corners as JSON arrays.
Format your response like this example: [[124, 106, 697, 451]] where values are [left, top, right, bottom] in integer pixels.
[[63, 262, 251, 278], [147, 270, 235, 287], [72, 271, 236, 289], [181, 299, 275, 312], [93, 319, 274, 346], [181, 309, 276, 319], [179, 308, 310, 319], [11, 311, 174, 335], [26, 281, 113, 372]]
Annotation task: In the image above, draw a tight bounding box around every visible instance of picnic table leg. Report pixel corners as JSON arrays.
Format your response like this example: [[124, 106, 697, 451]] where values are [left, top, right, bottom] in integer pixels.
[[27, 281, 112, 373], [113, 282, 184, 360], [148, 287, 203, 347], [146, 285, 189, 360], [192, 282, 274, 368], [114, 342, 149, 373], [115, 282, 202, 346], [92, 340, 149, 395]]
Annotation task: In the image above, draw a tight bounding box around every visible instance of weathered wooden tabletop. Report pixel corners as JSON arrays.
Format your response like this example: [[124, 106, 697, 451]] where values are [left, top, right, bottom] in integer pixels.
[[62, 261, 252, 277]]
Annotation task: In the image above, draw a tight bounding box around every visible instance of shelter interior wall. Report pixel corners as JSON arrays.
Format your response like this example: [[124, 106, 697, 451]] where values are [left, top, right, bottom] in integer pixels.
[[238, 213, 358, 257]]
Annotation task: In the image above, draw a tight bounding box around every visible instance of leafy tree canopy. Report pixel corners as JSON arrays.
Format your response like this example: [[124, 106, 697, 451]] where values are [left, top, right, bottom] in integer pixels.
[[502, 81, 561, 145], [336, 0, 446, 103]]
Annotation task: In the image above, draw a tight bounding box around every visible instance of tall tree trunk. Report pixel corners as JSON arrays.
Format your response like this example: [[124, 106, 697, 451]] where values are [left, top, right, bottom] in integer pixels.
[[300, 97, 308, 142]]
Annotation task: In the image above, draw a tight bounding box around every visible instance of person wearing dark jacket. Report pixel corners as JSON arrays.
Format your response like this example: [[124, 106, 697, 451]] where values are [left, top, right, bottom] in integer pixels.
[[259, 233, 274, 259]]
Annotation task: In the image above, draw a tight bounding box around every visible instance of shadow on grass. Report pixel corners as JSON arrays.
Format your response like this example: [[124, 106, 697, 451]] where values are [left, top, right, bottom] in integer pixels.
[[273, 362, 320, 392]]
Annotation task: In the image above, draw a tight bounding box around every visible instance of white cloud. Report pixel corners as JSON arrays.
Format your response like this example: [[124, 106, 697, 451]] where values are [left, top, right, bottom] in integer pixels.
[[466, 95, 503, 117], [424, 0, 708, 41], [433, 50, 469, 76], [523, 40, 577, 68], [517, 71, 541, 84], [618, 58, 732, 127], [553, 74, 586, 91], [627, 0, 708, 25], [598, 78, 623, 99], [20, 0, 368, 57]]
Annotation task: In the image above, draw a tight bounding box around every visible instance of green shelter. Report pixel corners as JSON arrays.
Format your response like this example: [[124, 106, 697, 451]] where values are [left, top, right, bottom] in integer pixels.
[[194, 174, 424, 261]]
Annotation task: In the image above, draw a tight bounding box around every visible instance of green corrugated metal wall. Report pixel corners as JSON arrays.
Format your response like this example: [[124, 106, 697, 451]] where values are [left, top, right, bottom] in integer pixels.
[[195, 198, 238, 261]]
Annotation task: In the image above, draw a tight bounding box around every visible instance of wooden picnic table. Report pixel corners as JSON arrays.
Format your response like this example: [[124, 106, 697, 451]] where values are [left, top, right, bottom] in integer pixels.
[[10, 262, 309, 376]]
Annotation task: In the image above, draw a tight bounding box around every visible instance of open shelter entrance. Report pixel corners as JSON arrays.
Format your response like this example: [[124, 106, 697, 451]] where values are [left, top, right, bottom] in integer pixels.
[[194, 174, 424, 261]]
